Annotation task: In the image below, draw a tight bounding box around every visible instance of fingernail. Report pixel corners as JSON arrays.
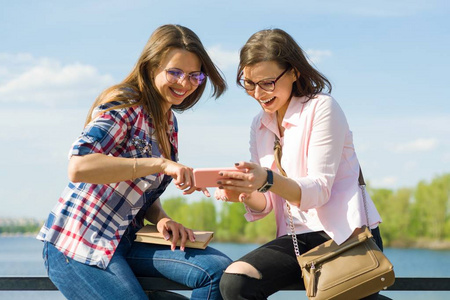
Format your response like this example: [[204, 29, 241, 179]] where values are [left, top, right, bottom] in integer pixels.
[[217, 181, 222, 185], [219, 186, 223, 189], [164, 235, 170, 240], [234, 162, 239, 166], [219, 172, 223, 176]]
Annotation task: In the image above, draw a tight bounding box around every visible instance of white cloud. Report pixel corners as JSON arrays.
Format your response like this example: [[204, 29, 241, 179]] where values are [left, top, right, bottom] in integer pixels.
[[306, 49, 332, 64], [393, 138, 439, 153], [207, 45, 239, 71], [0, 53, 114, 107]]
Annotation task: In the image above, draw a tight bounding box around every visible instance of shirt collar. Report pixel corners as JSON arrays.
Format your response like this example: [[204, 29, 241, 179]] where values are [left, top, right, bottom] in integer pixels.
[[282, 96, 307, 127], [260, 111, 278, 133], [259, 96, 307, 131]]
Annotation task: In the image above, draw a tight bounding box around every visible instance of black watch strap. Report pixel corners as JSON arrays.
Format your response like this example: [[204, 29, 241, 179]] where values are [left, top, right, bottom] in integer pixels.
[[257, 168, 273, 193]]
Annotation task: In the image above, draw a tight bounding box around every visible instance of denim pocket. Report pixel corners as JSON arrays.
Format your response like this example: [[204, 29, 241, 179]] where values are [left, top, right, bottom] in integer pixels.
[[42, 242, 49, 274]]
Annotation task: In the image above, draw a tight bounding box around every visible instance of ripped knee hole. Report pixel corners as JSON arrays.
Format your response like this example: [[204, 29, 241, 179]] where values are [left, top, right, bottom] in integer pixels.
[[224, 261, 262, 279]]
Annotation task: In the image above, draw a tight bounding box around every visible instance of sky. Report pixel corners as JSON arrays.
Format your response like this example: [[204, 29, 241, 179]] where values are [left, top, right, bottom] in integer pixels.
[[0, 0, 449, 219]]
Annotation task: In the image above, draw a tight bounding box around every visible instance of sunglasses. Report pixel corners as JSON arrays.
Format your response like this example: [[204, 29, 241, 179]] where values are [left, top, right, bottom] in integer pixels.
[[165, 68, 207, 86], [239, 68, 290, 92]]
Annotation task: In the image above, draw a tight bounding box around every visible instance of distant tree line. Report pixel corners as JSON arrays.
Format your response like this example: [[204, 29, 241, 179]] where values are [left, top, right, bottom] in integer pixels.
[[0, 218, 42, 235], [2, 173, 449, 248], [368, 173, 450, 247], [160, 196, 276, 243], [161, 173, 450, 247]]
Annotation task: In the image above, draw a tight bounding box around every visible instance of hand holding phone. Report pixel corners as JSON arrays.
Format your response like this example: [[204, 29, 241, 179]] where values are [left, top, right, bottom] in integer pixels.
[[193, 167, 244, 188]]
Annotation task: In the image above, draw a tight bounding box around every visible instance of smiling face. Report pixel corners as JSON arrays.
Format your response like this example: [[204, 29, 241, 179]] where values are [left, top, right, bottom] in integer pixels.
[[153, 48, 202, 113], [243, 61, 296, 118]]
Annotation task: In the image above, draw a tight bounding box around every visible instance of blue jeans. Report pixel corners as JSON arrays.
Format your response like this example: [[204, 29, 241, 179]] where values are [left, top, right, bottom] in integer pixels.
[[43, 227, 232, 300]]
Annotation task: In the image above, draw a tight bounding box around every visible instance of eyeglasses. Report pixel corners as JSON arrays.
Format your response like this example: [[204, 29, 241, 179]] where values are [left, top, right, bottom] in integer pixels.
[[239, 68, 290, 92], [164, 68, 206, 86]]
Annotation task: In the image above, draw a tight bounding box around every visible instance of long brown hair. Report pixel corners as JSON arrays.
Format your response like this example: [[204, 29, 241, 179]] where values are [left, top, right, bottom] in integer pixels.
[[85, 24, 227, 158], [237, 28, 331, 100]]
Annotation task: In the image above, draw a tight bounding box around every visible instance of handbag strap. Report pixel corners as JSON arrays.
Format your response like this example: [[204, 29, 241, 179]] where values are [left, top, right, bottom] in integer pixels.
[[273, 134, 370, 258], [274, 136, 287, 177]]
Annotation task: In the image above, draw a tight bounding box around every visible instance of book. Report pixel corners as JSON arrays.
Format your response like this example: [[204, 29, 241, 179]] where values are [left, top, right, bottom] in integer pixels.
[[135, 224, 214, 249]]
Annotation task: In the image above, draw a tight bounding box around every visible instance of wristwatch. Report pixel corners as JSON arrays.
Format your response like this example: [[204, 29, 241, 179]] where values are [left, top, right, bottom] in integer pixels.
[[257, 168, 273, 193]]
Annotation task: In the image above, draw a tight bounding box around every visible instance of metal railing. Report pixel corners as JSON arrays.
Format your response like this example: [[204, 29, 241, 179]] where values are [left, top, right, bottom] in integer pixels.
[[1, 276, 450, 292]]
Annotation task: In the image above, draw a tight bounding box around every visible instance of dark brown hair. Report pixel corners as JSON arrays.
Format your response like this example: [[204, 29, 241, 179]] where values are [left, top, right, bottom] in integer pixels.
[[86, 24, 227, 158], [237, 28, 331, 99]]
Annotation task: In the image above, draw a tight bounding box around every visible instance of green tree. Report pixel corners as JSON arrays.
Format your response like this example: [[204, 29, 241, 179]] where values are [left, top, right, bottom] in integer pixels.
[[188, 199, 217, 231], [117, 173, 450, 246], [429, 174, 450, 240], [369, 187, 395, 244], [370, 187, 412, 245], [161, 197, 190, 226], [412, 174, 450, 240], [217, 202, 247, 242], [244, 211, 277, 243]]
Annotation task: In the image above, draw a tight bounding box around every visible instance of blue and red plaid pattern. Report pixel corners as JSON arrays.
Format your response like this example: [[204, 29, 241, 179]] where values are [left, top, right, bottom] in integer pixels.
[[37, 101, 178, 269]]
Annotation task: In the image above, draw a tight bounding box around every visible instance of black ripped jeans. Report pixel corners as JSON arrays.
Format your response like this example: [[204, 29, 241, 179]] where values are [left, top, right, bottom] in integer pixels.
[[220, 227, 384, 300]]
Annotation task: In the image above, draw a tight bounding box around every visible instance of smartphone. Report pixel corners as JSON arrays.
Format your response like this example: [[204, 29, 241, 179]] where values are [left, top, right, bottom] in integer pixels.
[[193, 167, 244, 188]]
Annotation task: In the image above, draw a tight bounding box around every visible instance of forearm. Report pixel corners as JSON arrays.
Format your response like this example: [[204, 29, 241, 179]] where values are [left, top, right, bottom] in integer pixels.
[[68, 153, 167, 184], [242, 191, 267, 212], [270, 172, 302, 206], [145, 199, 170, 224]]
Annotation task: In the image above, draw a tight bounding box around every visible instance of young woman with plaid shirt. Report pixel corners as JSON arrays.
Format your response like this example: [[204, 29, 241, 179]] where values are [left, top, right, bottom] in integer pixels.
[[38, 24, 232, 300]]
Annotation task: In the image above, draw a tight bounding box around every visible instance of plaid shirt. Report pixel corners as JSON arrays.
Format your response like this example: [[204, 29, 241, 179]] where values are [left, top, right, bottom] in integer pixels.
[[37, 101, 178, 269]]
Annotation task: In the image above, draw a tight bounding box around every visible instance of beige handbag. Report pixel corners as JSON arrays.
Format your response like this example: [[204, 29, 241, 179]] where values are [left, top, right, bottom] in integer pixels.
[[274, 136, 395, 299], [297, 226, 395, 299]]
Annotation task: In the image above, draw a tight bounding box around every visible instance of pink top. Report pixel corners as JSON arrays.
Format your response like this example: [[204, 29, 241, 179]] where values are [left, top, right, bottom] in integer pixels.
[[244, 93, 382, 245]]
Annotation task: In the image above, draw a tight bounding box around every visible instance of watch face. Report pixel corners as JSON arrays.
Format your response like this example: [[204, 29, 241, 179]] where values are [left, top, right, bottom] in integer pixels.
[[258, 182, 273, 193], [259, 185, 271, 193]]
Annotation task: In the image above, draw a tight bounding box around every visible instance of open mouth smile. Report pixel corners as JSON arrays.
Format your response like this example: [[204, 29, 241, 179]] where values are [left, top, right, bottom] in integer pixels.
[[259, 97, 275, 104], [171, 88, 187, 96], [170, 88, 186, 96]]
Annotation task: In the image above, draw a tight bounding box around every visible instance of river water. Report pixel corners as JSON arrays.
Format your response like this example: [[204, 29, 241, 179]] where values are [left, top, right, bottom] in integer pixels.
[[1, 236, 449, 299]]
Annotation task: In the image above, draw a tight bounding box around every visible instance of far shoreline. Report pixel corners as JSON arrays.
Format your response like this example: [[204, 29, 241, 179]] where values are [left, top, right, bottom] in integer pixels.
[[2, 233, 450, 251]]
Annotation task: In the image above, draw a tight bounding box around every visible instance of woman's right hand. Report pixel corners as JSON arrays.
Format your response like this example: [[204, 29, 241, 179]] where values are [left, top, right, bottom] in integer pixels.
[[160, 159, 210, 197]]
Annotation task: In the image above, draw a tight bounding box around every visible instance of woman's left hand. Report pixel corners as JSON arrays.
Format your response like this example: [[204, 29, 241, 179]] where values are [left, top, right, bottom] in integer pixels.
[[156, 218, 195, 251], [214, 188, 242, 202], [217, 161, 267, 195]]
